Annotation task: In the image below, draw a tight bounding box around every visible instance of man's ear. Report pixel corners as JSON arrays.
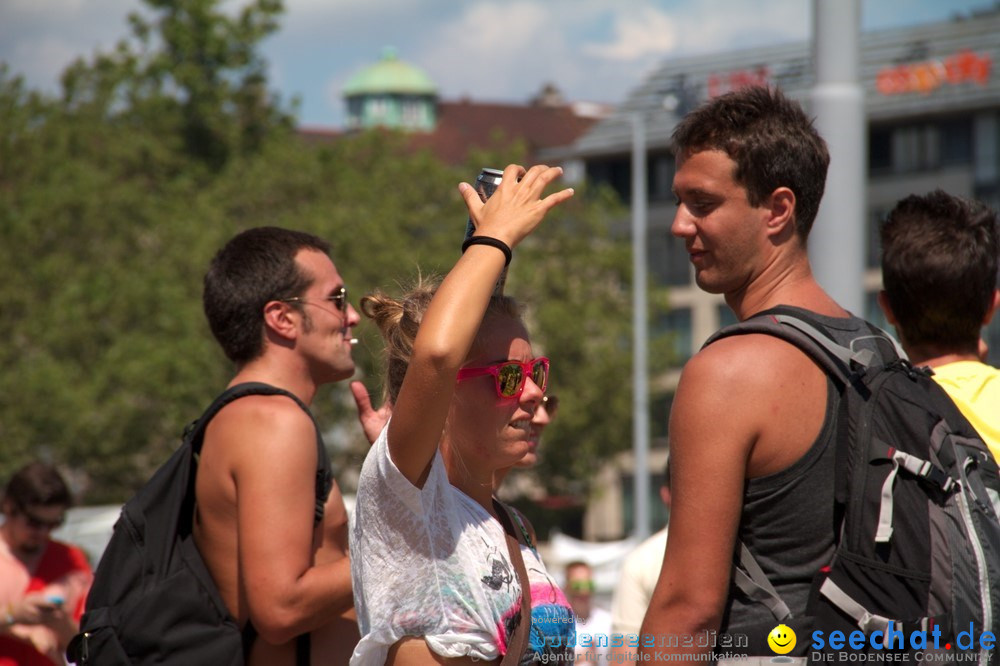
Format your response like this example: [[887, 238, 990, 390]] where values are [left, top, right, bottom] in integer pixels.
[[876, 290, 898, 325], [263, 300, 299, 341], [764, 187, 796, 237], [984, 288, 1000, 326]]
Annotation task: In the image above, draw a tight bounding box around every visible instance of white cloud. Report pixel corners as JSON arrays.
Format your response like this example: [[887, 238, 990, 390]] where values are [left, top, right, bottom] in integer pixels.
[[415, 1, 554, 100], [669, 0, 808, 56], [583, 6, 678, 61]]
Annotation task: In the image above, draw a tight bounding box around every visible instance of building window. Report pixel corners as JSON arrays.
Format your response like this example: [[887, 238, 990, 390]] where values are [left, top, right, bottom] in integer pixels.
[[985, 314, 1000, 368], [649, 153, 675, 202], [869, 126, 892, 174], [893, 124, 939, 173], [717, 304, 738, 330], [870, 116, 973, 176], [621, 470, 672, 536], [656, 307, 692, 365], [586, 157, 631, 204], [651, 392, 673, 440], [865, 291, 892, 333], [939, 117, 973, 167], [867, 207, 889, 269]]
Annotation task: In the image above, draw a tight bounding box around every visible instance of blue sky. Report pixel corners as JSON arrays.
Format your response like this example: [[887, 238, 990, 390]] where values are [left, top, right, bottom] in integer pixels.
[[0, 0, 996, 128]]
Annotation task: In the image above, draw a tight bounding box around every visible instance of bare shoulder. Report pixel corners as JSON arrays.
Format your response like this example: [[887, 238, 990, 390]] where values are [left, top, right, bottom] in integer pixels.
[[676, 331, 829, 478], [681, 332, 820, 395], [673, 334, 824, 452], [208, 394, 316, 455]]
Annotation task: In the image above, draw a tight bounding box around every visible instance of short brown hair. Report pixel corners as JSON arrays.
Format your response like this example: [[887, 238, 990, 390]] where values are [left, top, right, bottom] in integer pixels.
[[881, 190, 999, 349], [4, 462, 73, 511], [361, 276, 522, 405], [672, 86, 830, 239], [203, 226, 332, 365]]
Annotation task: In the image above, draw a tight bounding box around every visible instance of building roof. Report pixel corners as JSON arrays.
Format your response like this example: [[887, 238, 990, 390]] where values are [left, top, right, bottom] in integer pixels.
[[299, 98, 602, 165], [342, 47, 437, 97], [405, 99, 601, 164]]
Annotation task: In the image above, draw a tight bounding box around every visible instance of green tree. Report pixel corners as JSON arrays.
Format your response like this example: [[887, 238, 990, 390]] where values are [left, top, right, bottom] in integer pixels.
[[0, 0, 671, 510]]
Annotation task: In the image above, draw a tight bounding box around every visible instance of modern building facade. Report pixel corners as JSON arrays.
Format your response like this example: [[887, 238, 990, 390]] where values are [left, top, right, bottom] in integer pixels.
[[552, 8, 1000, 539]]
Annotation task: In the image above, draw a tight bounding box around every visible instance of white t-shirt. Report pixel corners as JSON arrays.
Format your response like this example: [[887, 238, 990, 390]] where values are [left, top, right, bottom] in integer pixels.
[[350, 425, 575, 665], [574, 605, 613, 661], [610, 527, 668, 636]]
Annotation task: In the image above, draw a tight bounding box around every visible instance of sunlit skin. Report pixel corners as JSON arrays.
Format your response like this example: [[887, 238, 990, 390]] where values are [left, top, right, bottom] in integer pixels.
[[444, 314, 545, 497], [517, 395, 555, 468], [286, 249, 362, 387], [671, 150, 772, 296]]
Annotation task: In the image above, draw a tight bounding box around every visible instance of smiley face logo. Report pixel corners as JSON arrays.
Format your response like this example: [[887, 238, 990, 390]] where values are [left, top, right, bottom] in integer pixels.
[[767, 624, 796, 655]]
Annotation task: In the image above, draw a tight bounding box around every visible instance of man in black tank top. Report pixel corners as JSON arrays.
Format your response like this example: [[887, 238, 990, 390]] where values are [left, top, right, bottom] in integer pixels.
[[198, 227, 361, 664], [640, 87, 880, 664]]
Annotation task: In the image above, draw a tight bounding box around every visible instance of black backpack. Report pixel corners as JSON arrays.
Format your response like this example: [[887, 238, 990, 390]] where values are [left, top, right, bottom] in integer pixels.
[[67, 382, 332, 665], [707, 308, 1000, 662]]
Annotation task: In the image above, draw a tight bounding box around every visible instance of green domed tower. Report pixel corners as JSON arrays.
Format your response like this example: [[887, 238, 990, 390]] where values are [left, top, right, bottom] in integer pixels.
[[343, 47, 438, 131]]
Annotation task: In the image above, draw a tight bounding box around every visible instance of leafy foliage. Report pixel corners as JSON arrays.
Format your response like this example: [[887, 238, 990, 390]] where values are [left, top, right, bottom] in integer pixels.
[[0, 0, 670, 507]]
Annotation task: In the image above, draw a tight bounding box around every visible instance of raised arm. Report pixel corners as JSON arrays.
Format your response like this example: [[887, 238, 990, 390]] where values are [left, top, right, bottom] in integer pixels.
[[387, 164, 573, 486]]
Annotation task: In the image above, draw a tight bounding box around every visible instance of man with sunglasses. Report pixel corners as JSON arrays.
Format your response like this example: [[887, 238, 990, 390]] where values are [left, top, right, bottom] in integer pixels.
[[195, 226, 362, 664], [1, 461, 92, 665], [565, 560, 612, 662]]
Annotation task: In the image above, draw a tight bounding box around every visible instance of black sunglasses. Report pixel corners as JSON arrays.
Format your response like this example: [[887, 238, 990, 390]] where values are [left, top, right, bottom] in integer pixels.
[[17, 507, 66, 530], [280, 285, 348, 314]]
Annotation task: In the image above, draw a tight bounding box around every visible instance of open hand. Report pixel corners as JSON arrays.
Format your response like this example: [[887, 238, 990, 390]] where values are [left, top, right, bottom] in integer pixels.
[[460, 164, 574, 249], [350, 381, 392, 445]]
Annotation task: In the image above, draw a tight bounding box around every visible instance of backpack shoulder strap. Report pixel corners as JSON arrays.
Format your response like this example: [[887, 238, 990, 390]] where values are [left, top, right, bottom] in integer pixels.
[[494, 499, 532, 665], [704, 307, 883, 387], [185, 382, 314, 455]]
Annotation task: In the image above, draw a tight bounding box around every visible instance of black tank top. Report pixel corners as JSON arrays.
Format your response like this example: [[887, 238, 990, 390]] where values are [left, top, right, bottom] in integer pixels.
[[718, 307, 894, 637]]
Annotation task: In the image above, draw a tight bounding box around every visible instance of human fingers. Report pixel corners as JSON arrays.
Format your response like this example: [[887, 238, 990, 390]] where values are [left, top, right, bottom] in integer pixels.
[[351, 380, 388, 445], [17, 596, 51, 624], [350, 380, 372, 413], [515, 163, 553, 191], [500, 163, 528, 188], [538, 185, 576, 212], [458, 181, 486, 229]]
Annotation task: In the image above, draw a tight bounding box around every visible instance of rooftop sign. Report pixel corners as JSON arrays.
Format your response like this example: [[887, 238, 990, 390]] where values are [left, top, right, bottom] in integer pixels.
[[876, 49, 992, 96]]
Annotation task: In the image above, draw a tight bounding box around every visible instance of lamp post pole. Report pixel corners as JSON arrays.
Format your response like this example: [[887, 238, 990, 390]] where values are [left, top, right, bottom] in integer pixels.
[[810, 0, 865, 314], [632, 112, 651, 541]]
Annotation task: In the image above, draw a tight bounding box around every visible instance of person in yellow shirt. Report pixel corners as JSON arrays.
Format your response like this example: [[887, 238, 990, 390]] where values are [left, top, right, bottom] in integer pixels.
[[878, 189, 1000, 461]]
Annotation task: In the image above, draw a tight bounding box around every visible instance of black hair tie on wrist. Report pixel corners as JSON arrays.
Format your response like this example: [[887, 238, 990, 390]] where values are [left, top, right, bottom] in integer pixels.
[[461, 236, 512, 266]]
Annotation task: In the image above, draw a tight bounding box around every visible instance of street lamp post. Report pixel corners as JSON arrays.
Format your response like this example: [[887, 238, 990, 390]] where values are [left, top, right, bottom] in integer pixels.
[[811, 0, 865, 314], [632, 112, 651, 541]]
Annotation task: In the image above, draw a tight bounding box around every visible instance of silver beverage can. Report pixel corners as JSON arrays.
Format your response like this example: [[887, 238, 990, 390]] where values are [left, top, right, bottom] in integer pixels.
[[465, 167, 508, 294], [464, 167, 504, 240]]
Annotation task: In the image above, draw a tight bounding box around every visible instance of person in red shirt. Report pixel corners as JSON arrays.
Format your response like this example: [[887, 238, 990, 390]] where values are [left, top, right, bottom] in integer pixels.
[[0, 462, 92, 666]]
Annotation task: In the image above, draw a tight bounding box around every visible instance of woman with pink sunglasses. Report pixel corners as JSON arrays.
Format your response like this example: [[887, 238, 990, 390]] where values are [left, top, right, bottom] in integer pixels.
[[349, 165, 576, 666]]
